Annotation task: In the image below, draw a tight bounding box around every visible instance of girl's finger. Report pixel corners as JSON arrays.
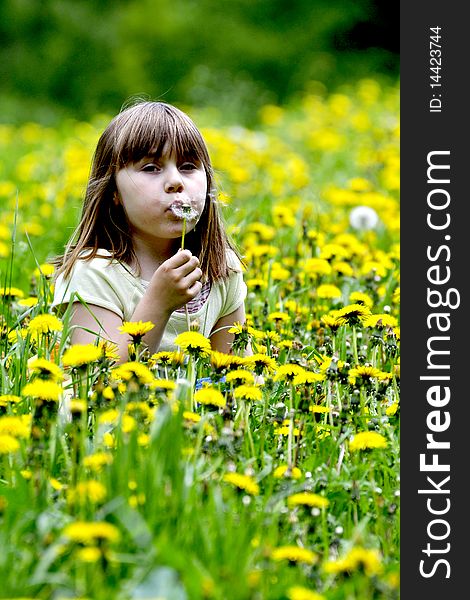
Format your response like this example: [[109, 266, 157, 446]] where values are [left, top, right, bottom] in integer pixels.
[[187, 279, 203, 297], [176, 257, 200, 279], [181, 267, 202, 289], [166, 249, 193, 268]]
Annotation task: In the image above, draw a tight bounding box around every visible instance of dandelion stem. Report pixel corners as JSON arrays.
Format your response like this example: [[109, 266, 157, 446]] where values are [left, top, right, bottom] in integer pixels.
[[179, 216, 191, 331], [181, 217, 187, 251], [287, 385, 295, 469]]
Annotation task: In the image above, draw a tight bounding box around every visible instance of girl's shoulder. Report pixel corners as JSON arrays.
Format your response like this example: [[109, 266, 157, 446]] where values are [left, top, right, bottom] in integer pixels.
[[65, 249, 136, 282], [225, 247, 244, 272]]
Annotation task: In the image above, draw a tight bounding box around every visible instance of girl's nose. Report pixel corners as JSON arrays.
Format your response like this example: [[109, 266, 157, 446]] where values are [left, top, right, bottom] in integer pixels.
[[164, 166, 184, 193]]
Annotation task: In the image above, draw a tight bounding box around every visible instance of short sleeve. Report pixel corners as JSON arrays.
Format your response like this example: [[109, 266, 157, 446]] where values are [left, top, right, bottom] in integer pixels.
[[52, 258, 126, 318], [219, 250, 248, 317]]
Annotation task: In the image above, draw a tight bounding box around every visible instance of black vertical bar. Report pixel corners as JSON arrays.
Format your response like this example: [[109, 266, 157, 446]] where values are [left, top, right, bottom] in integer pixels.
[[401, 2, 467, 597]]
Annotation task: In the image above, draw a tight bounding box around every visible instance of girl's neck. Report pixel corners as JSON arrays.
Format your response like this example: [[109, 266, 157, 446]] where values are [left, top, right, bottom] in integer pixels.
[[131, 235, 178, 279]]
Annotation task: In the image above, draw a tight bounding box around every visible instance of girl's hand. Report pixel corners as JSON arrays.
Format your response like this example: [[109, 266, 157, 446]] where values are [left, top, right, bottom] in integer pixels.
[[149, 249, 203, 314]]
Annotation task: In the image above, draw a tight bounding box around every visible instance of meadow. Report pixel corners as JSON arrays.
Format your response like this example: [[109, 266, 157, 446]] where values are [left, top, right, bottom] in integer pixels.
[[0, 78, 400, 600]]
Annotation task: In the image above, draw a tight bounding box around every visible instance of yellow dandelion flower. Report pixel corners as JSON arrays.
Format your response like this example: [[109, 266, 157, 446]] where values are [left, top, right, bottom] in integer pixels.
[[150, 351, 176, 365], [246, 222, 276, 240], [273, 465, 302, 479], [246, 278, 267, 291], [274, 363, 306, 382], [101, 386, 115, 400], [27, 314, 63, 335], [62, 344, 101, 368], [233, 384, 263, 401], [98, 409, 119, 425], [70, 402, 86, 419], [0, 286, 25, 298], [182, 411, 201, 424], [151, 379, 177, 395], [174, 331, 211, 356], [349, 431, 387, 451], [301, 258, 332, 277], [332, 261, 354, 277], [103, 432, 116, 448], [0, 415, 30, 438], [287, 492, 329, 509], [0, 394, 21, 407], [0, 434, 20, 454], [76, 546, 102, 563], [320, 314, 341, 331], [323, 546, 382, 576], [271, 264, 291, 281], [348, 365, 385, 386], [28, 357, 64, 381], [225, 370, 255, 385], [310, 405, 330, 414], [22, 379, 62, 401], [33, 263, 55, 278], [317, 284, 342, 300], [118, 320, 154, 341], [245, 244, 278, 260], [63, 521, 121, 545], [223, 472, 260, 495], [49, 477, 64, 491], [274, 420, 300, 436], [287, 586, 326, 600], [83, 452, 114, 471], [271, 545, 318, 565], [273, 205, 296, 228], [333, 303, 372, 326], [293, 371, 325, 386], [112, 361, 154, 385], [194, 387, 226, 408], [319, 243, 351, 261], [67, 480, 107, 505], [363, 314, 399, 329], [18, 297, 39, 308], [360, 260, 388, 278], [386, 402, 399, 416], [126, 401, 155, 422], [97, 340, 120, 361], [209, 350, 237, 371], [349, 291, 374, 307], [268, 311, 290, 324]]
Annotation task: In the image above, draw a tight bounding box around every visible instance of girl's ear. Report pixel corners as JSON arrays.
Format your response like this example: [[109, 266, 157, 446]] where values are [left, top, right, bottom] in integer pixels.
[[113, 191, 121, 206]]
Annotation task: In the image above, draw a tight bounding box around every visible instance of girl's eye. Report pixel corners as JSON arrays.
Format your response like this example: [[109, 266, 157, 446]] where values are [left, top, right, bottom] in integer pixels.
[[142, 164, 161, 172], [180, 162, 198, 171]]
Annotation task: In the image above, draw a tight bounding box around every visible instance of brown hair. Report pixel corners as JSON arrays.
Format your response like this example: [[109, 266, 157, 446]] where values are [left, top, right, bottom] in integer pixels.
[[54, 100, 239, 282]]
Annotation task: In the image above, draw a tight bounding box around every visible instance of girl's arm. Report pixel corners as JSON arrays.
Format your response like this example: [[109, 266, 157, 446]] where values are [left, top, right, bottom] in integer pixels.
[[209, 303, 252, 356]]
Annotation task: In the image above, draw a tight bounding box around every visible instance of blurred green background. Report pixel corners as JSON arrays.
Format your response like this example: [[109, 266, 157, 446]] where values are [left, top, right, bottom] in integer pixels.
[[0, 0, 398, 126]]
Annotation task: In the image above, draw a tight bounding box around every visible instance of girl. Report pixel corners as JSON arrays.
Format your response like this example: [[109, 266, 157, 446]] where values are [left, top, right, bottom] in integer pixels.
[[52, 100, 248, 362]]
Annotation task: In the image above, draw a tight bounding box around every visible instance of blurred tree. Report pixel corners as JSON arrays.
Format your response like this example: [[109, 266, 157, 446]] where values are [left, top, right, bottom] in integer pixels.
[[0, 0, 398, 124]]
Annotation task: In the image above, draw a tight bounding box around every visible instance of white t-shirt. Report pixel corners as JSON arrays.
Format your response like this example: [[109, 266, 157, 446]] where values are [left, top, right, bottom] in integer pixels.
[[52, 248, 247, 352]]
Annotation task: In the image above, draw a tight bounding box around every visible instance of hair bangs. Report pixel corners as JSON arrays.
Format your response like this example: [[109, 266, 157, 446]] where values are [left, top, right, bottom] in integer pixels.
[[114, 102, 209, 168]]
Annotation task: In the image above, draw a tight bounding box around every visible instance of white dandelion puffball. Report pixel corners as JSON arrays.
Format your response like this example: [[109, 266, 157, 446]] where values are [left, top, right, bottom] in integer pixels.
[[349, 205, 380, 231], [169, 203, 199, 220]]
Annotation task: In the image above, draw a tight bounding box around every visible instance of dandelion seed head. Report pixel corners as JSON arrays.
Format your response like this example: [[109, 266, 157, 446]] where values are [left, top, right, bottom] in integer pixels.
[[349, 205, 379, 231], [169, 202, 199, 220]]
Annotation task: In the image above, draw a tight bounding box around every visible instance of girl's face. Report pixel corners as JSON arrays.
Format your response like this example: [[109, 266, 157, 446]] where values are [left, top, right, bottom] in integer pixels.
[[115, 148, 207, 245]]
